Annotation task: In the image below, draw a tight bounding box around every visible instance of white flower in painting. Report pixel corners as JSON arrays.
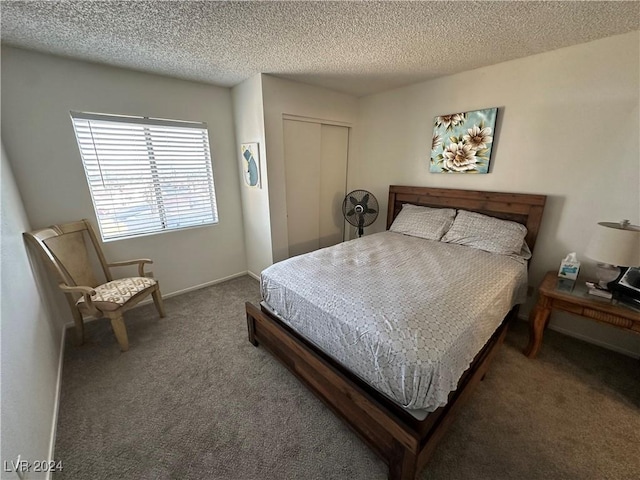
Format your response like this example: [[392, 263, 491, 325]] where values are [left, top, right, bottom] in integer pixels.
[[462, 125, 493, 150], [435, 113, 465, 130], [442, 142, 478, 171], [432, 133, 443, 150]]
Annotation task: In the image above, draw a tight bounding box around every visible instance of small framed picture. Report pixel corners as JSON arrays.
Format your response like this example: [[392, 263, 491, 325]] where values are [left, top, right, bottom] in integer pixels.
[[609, 267, 640, 305], [612, 267, 640, 293], [241, 143, 261, 188]]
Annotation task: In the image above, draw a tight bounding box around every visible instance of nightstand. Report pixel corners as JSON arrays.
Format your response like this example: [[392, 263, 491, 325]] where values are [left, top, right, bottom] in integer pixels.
[[524, 271, 640, 358]]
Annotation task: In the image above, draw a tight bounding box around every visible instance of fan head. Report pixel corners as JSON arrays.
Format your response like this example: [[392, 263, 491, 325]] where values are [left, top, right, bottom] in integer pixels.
[[342, 190, 379, 237]]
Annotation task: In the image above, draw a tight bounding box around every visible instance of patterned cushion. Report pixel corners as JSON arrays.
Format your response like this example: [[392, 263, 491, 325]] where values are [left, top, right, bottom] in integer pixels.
[[442, 209, 528, 257], [76, 277, 156, 311], [389, 204, 456, 241]]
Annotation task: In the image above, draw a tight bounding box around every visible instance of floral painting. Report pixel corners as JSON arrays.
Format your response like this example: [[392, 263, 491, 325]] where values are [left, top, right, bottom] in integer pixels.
[[430, 107, 497, 174], [241, 143, 261, 188]]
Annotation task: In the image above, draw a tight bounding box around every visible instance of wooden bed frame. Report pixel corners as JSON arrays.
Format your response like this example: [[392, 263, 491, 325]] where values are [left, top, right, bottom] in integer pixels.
[[246, 186, 546, 479]]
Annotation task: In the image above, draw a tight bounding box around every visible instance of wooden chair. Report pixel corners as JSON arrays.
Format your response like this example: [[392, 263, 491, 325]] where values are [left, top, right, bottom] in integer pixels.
[[24, 219, 165, 351]]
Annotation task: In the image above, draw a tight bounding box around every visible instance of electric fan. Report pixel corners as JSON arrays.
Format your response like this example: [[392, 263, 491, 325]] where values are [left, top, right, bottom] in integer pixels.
[[342, 190, 379, 238]]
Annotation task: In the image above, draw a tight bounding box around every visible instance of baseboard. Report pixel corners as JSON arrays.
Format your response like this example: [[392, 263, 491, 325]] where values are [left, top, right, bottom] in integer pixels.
[[160, 271, 249, 299], [247, 270, 260, 281], [516, 313, 639, 359], [46, 325, 66, 479]]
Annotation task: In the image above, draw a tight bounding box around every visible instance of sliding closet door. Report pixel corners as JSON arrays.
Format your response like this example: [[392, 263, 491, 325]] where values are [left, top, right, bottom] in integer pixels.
[[318, 124, 349, 249], [283, 120, 349, 258], [283, 120, 322, 257]]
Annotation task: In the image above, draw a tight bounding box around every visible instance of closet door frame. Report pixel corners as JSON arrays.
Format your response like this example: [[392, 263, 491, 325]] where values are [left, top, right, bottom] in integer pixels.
[[282, 114, 352, 128], [282, 114, 352, 257]]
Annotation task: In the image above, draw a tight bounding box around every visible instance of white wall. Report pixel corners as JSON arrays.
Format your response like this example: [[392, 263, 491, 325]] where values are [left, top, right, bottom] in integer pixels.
[[1, 47, 247, 298], [232, 75, 360, 274], [232, 75, 272, 277], [261, 75, 359, 263], [1, 143, 64, 476], [351, 32, 640, 356]]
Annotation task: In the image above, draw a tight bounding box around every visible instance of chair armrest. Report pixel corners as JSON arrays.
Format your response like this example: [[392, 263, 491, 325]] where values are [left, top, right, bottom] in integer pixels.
[[108, 259, 153, 277], [58, 284, 98, 315]]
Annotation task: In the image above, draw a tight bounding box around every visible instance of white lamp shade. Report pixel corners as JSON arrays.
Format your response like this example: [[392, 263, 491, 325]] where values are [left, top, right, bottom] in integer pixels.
[[585, 222, 640, 267]]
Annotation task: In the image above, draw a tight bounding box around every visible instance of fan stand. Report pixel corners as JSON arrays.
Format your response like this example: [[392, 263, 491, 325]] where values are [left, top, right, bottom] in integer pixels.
[[355, 205, 365, 238]]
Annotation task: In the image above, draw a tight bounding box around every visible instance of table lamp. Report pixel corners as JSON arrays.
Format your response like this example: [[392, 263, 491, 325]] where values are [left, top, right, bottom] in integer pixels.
[[584, 220, 640, 288]]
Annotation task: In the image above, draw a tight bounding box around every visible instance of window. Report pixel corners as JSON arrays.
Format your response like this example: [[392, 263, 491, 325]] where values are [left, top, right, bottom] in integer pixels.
[[70, 111, 218, 241]]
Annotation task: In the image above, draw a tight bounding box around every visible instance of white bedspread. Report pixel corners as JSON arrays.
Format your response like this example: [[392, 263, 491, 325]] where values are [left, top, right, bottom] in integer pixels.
[[261, 231, 528, 413]]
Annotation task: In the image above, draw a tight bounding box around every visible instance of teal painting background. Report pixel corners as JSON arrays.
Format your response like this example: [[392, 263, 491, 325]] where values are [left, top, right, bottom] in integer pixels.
[[430, 107, 497, 174]]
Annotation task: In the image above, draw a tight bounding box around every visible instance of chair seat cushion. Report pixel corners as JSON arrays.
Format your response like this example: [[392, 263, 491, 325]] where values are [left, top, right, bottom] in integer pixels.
[[76, 277, 157, 311]]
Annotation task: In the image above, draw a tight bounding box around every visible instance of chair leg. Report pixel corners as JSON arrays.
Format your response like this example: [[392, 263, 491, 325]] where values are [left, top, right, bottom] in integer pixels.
[[152, 287, 166, 318], [71, 307, 85, 345], [107, 312, 129, 352]]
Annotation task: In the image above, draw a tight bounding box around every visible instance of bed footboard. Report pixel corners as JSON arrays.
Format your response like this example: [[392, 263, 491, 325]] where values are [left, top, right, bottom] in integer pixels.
[[245, 301, 514, 480]]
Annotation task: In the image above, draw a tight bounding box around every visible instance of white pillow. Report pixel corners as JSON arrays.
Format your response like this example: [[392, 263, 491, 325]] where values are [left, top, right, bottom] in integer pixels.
[[389, 204, 456, 241], [441, 209, 529, 257]]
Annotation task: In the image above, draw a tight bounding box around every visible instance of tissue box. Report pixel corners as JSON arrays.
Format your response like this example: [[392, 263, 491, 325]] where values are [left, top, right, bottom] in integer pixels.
[[558, 261, 580, 280]]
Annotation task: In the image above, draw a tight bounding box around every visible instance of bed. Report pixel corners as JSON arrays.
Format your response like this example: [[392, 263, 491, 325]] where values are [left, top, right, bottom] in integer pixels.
[[245, 185, 546, 480]]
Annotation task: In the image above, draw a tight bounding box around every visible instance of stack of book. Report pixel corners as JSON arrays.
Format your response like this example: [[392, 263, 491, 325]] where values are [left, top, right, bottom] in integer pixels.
[[585, 282, 613, 299]]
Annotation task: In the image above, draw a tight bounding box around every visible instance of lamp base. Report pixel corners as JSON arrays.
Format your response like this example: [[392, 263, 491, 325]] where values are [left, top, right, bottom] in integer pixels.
[[595, 263, 620, 289]]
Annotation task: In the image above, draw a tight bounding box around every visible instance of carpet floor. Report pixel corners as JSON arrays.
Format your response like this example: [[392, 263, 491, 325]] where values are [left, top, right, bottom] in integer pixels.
[[53, 275, 640, 479]]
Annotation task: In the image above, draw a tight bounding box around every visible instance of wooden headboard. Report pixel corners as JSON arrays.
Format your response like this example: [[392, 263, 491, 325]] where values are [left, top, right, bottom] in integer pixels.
[[386, 185, 546, 253]]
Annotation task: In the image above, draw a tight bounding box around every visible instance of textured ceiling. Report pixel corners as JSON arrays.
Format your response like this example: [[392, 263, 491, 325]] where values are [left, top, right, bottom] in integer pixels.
[[2, 1, 639, 97]]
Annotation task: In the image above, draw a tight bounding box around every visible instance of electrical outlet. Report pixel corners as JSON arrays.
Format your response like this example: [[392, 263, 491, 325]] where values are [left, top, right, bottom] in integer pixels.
[[145, 271, 154, 278]]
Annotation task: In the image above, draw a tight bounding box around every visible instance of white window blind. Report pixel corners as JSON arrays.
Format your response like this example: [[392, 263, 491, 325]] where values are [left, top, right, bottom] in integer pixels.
[[70, 111, 218, 241]]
